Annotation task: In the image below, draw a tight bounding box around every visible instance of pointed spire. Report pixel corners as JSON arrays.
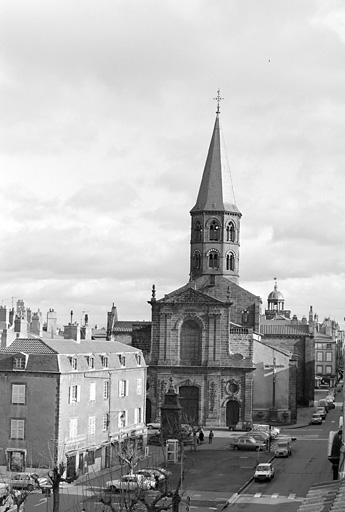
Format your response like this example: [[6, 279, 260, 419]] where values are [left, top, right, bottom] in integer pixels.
[[191, 95, 240, 214]]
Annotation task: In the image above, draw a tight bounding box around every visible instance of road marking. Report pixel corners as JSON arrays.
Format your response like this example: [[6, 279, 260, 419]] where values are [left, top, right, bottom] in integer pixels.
[[254, 493, 261, 497], [271, 493, 279, 498], [288, 494, 296, 499]]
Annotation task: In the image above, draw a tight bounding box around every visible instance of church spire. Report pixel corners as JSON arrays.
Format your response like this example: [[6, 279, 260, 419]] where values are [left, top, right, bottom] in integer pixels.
[[190, 92, 241, 284]]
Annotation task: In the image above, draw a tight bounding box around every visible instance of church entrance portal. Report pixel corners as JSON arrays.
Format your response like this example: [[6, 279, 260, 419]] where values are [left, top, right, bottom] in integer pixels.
[[179, 386, 199, 425], [226, 400, 240, 427]]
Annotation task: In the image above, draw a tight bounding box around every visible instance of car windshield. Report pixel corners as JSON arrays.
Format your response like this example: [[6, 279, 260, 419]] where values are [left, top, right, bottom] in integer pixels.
[[257, 465, 269, 471]]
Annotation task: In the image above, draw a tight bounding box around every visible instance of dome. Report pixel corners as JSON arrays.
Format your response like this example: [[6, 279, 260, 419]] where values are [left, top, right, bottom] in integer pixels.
[[268, 289, 284, 300], [267, 279, 284, 302]]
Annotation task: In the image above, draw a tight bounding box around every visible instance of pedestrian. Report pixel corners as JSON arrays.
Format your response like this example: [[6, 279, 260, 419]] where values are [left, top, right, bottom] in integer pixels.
[[192, 431, 198, 451], [208, 429, 214, 444], [199, 428, 204, 443]]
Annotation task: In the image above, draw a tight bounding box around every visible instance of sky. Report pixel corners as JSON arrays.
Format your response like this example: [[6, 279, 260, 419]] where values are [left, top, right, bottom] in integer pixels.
[[1, 0, 345, 330]]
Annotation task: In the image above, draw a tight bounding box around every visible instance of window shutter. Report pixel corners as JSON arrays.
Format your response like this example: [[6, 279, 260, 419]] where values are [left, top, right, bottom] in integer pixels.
[[77, 385, 81, 402], [69, 386, 73, 404], [125, 380, 129, 396]]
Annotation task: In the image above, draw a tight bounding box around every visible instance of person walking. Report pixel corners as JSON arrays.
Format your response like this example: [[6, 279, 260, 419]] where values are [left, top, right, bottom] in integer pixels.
[[199, 428, 204, 444], [208, 429, 214, 444]]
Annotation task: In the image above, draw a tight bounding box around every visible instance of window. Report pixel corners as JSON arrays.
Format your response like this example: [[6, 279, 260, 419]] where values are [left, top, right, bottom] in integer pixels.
[[89, 383, 96, 401], [88, 416, 96, 435], [103, 381, 109, 400], [118, 411, 127, 428], [69, 385, 80, 403], [69, 418, 78, 439], [193, 221, 202, 242], [226, 222, 235, 242], [316, 365, 323, 374], [134, 408, 142, 424], [13, 357, 25, 370], [86, 356, 94, 369], [316, 352, 323, 362], [193, 251, 201, 270], [208, 251, 219, 269], [12, 384, 26, 405], [87, 450, 95, 465], [119, 380, 128, 397], [326, 352, 333, 362], [209, 220, 220, 241], [326, 344, 332, 349], [135, 353, 141, 366], [325, 365, 332, 374], [102, 413, 109, 431], [71, 357, 77, 370], [11, 419, 25, 440], [180, 319, 201, 365], [101, 356, 108, 368], [226, 253, 235, 271], [118, 355, 126, 367], [137, 378, 142, 395]]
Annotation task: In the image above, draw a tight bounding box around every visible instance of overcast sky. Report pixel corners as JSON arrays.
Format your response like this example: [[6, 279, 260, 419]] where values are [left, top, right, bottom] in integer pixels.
[[1, 0, 345, 329]]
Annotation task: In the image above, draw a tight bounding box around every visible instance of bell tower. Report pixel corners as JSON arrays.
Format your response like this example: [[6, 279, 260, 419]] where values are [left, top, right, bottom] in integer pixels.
[[190, 91, 241, 284]]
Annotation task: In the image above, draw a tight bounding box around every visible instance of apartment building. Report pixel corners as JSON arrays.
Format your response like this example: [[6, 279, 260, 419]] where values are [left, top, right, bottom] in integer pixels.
[[0, 336, 146, 478]]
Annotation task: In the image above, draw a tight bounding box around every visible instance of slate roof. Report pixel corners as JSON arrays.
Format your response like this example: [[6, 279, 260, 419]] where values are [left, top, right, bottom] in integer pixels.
[[297, 479, 345, 511], [0, 337, 57, 354], [260, 324, 310, 336], [112, 321, 151, 333], [190, 115, 240, 214]]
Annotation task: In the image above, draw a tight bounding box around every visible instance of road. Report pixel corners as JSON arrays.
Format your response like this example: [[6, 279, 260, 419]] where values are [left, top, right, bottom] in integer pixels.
[[23, 394, 342, 512]]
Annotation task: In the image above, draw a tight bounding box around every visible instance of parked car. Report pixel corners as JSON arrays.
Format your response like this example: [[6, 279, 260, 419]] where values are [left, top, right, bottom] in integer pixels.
[[243, 431, 269, 444], [254, 463, 275, 482], [325, 397, 335, 409], [318, 399, 330, 411], [315, 406, 327, 419], [135, 468, 170, 489], [310, 413, 323, 425], [146, 423, 161, 431], [106, 474, 155, 492], [252, 424, 280, 439], [229, 436, 266, 451], [10, 473, 37, 491]]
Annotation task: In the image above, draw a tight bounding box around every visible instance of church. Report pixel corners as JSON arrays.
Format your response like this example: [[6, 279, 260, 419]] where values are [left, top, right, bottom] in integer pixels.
[[145, 96, 263, 429]]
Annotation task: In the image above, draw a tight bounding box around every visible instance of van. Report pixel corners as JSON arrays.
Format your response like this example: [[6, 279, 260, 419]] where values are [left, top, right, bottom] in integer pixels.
[[274, 437, 292, 457]]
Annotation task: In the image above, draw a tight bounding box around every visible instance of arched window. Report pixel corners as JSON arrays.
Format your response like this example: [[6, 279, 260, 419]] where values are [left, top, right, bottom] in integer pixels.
[[209, 220, 220, 241], [226, 253, 235, 271], [193, 221, 202, 242], [226, 223, 235, 242], [180, 319, 201, 364], [193, 251, 201, 270], [208, 251, 219, 269]]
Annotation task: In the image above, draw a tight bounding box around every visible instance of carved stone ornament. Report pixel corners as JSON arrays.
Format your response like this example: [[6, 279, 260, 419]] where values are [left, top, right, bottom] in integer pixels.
[[225, 379, 239, 395]]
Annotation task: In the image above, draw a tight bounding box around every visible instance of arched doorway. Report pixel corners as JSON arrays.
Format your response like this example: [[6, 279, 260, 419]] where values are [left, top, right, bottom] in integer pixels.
[[226, 400, 240, 428], [179, 386, 199, 425]]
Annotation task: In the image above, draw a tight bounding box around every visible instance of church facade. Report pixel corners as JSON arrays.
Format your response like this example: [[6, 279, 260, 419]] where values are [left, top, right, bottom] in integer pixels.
[[146, 103, 262, 429]]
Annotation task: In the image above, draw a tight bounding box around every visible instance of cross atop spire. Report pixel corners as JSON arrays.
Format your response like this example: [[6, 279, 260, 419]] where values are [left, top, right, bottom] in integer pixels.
[[213, 88, 224, 115]]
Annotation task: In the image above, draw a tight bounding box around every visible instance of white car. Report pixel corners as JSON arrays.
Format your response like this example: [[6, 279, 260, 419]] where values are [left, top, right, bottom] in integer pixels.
[[252, 424, 280, 439], [106, 474, 155, 492], [254, 463, 275, 482]]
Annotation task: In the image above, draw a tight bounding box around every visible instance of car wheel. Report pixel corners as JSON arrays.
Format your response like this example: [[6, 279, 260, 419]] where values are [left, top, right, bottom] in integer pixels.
[[234, 445, 239, 450], [268, 477, 271, 481], [109, 485, 117, 493], [28, 484, 34, 492], [229, 427, 234, 431]]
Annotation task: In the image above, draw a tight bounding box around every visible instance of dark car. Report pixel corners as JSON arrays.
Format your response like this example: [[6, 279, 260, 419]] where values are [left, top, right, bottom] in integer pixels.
[[229, 436, 266, 451]]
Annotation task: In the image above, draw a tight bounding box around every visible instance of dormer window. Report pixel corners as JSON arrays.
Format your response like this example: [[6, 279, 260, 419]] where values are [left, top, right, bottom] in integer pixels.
[[13, 356, 25, 370], [71, 357, 77, 371], [86, 356, 94, 369], [135, 353, 141, 366], [118, 355, 126, 367], [101, 355, 109, 368]]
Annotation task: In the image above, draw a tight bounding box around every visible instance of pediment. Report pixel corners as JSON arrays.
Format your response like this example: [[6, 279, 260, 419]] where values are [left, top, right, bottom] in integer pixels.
[[159, 286, 225, 306]]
